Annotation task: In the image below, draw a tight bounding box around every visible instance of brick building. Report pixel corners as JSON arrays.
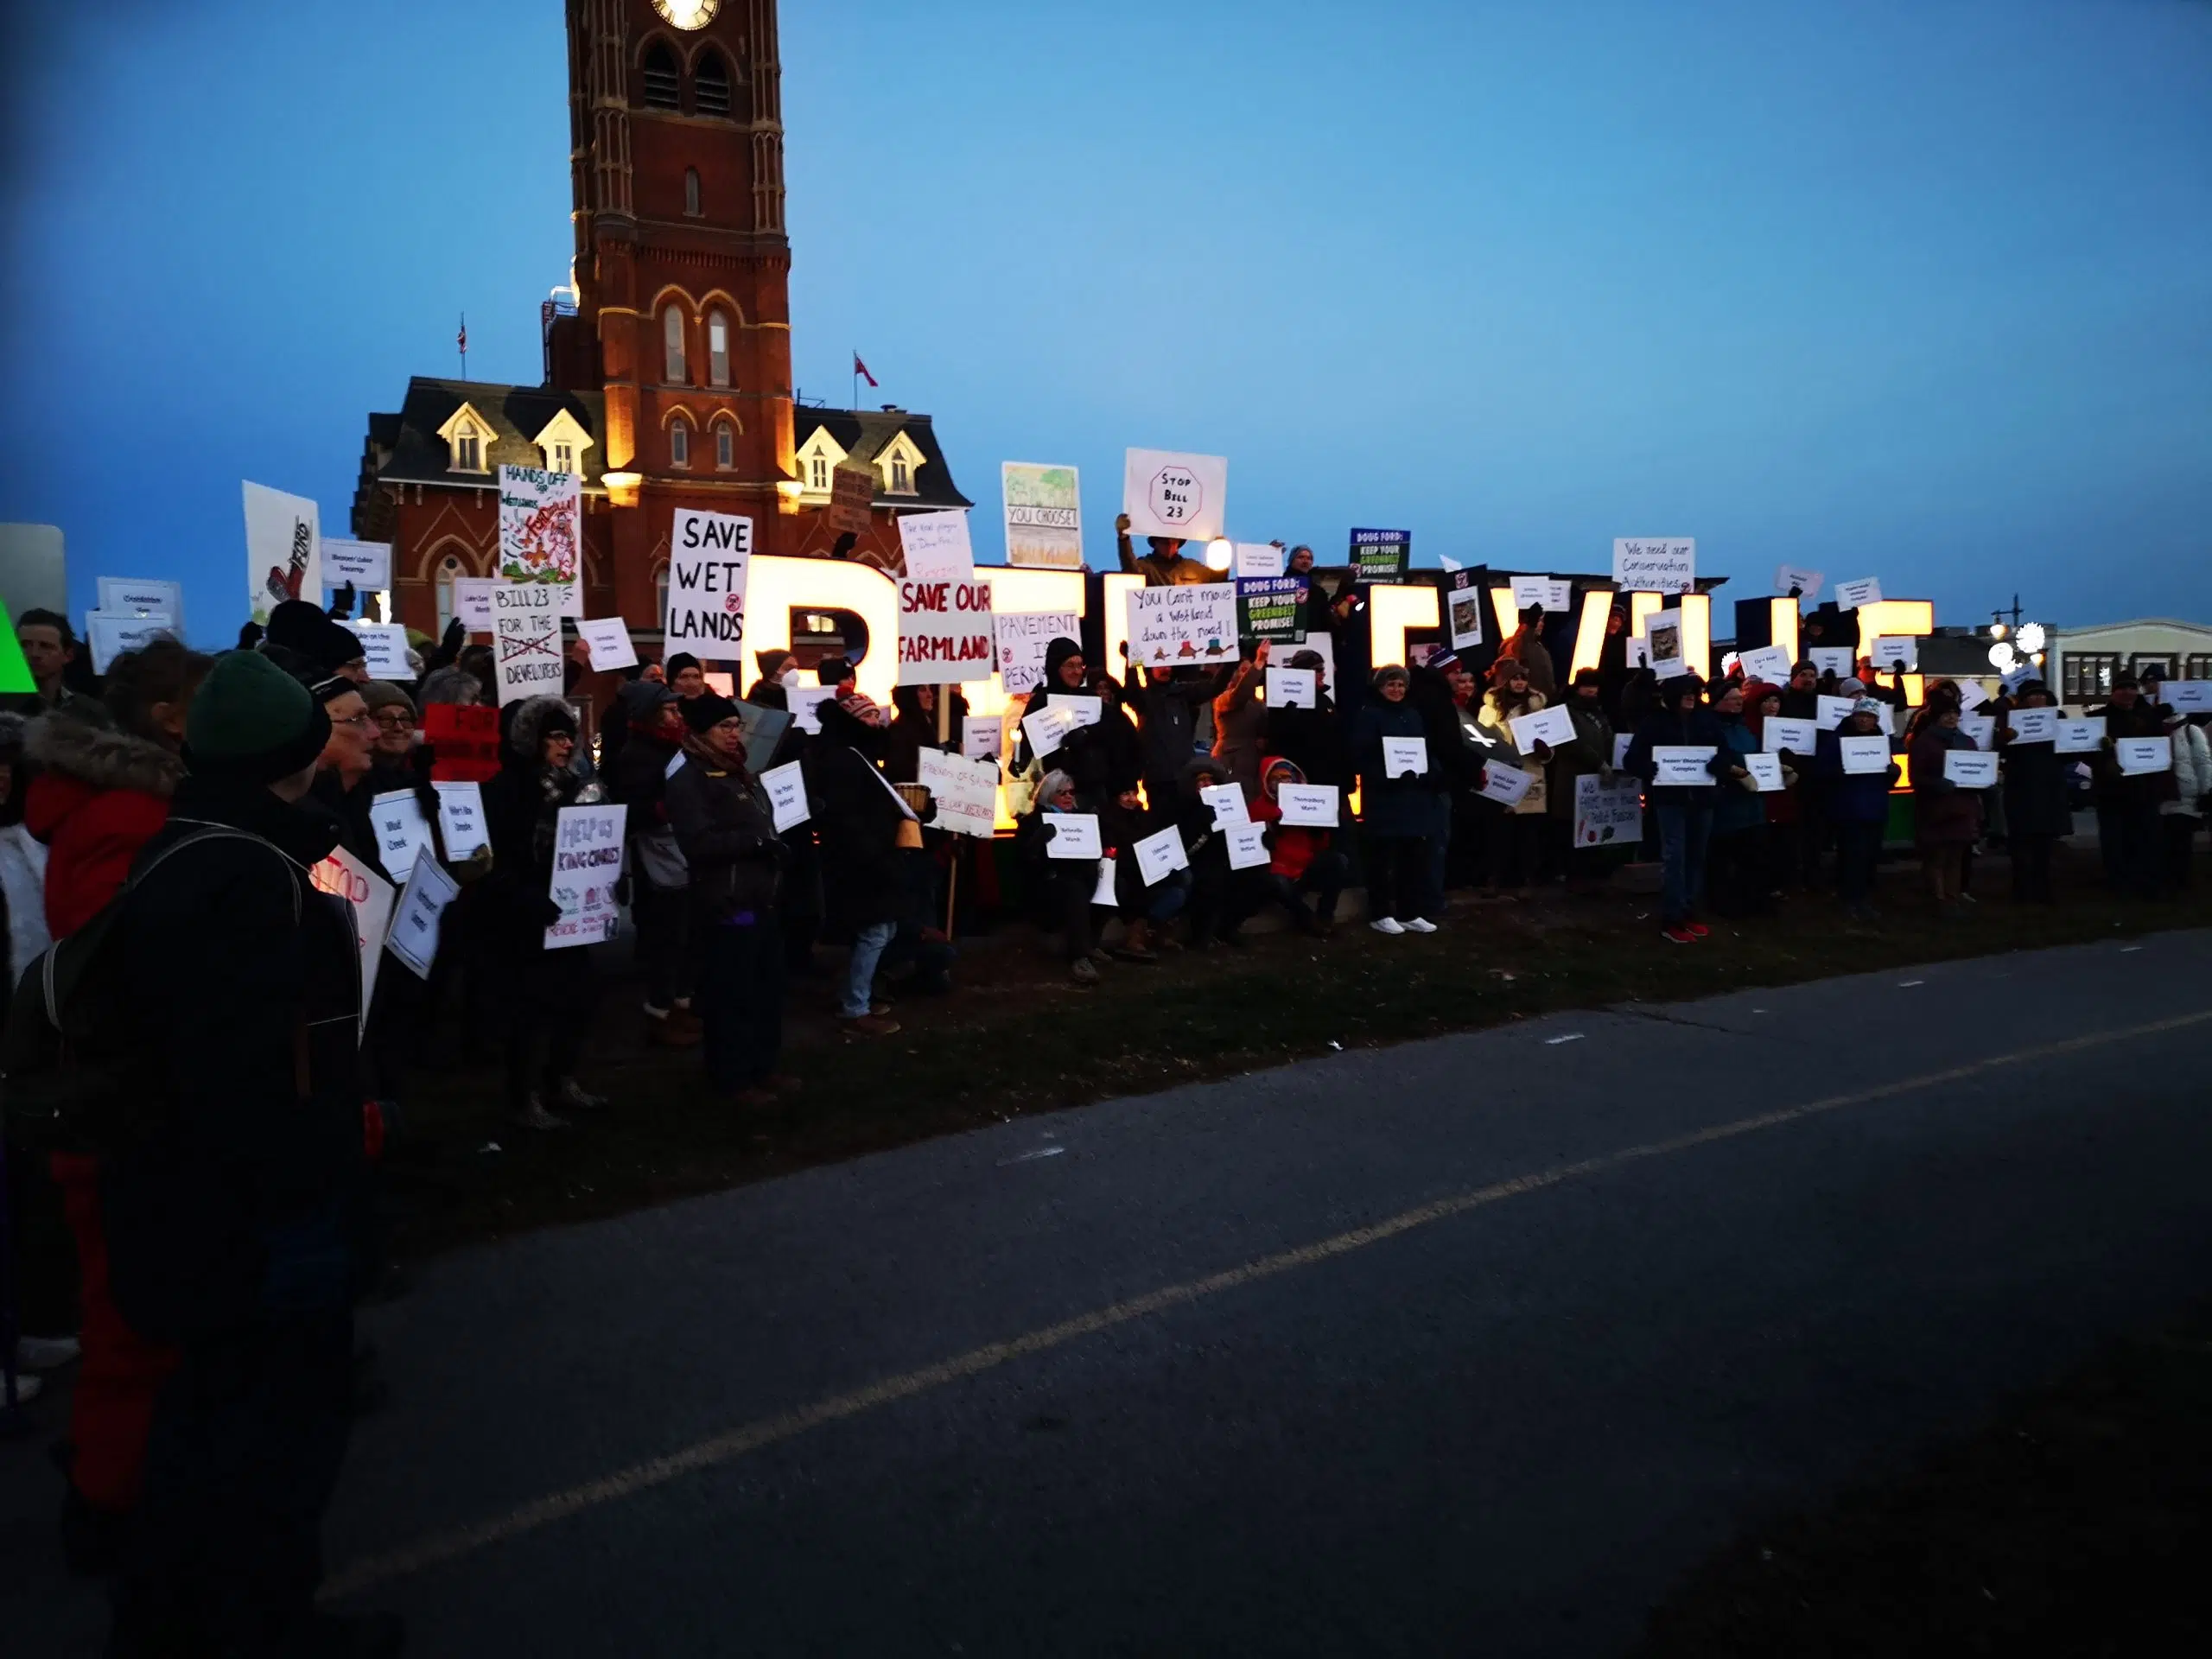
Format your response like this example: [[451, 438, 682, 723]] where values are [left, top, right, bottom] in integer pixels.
[[351, 0, 967, 643]]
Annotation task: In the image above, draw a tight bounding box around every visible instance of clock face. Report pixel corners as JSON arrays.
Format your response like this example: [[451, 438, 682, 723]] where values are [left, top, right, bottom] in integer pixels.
[[653, 0, 721, 29]]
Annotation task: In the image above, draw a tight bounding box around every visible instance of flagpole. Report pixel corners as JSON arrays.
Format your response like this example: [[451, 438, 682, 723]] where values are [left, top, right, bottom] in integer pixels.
[[852, 349, 857, 410], [459, 312, 467, 381]]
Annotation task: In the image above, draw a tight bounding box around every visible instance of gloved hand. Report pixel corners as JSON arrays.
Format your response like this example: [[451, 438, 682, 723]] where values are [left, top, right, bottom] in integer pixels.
[[1736, 771, 1759, 793], [917, 789, 938, 825], [1531, 741, 1554, 762], [329, 582, 356, 620], [613, 874, 632, 908], [238, 620, 265, 651], [454, 845, 495, 885], [537, 896, 566, 929], [442, 615, 467, 652]]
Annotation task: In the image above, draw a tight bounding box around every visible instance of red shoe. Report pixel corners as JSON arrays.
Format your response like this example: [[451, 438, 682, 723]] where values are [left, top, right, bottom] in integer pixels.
[[1685, 922, 1711, 939], [1661, 925, 1697, 945]]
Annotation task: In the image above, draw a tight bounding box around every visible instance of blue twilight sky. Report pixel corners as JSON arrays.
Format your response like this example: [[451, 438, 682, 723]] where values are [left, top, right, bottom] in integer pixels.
[[3, 0, 2209, 639]]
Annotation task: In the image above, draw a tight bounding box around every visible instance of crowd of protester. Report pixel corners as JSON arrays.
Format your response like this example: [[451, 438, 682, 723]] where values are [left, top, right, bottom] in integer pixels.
[[0, 565, 2205, 1652]]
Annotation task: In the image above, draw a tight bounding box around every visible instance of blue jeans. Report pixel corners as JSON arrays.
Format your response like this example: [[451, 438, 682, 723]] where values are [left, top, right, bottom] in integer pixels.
[[1656, 802, 1713, 926], [840, 920, 896, 1018]]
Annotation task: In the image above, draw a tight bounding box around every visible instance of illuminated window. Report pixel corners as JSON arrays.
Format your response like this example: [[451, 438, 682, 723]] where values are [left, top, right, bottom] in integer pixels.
[[715, 422, 734, 470], [695, 50, 732, 117], [670, 416, 690, 468], [642, 42, 680, 110], [662, 304, 687, 384], [683, 168, 701, 217], [2062, 652, 2119, 702], [810, 453, 829, 490], [707, 311, 730, 386]]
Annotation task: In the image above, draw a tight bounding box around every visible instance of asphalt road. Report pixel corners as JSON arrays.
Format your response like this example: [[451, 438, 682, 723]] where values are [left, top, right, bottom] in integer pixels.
[[9, 929, 2212, 1656]]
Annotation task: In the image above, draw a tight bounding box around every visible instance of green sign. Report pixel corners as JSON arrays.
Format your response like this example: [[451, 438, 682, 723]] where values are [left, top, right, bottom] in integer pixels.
[[1236, 577, 1307, 643], [0, 601, 34, 693]]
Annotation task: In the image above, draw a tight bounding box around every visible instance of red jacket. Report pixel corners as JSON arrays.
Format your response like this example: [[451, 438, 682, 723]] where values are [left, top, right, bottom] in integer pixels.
[[1249, 755, 1331, 880], [22, 718, 182, 938]]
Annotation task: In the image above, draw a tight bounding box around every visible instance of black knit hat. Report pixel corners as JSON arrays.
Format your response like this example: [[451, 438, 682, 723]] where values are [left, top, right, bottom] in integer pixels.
[[682, 690, 741, 733], [664, 652, 702, 679], [265, 600, 365, 678]]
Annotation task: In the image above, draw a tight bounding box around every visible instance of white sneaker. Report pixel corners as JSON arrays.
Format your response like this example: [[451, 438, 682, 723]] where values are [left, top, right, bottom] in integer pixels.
[[1402, 917, 1439, 934], [1, 1372, 41, 1405], [1369, 917, 1406, 936], [16, 1335, 80, 1371]]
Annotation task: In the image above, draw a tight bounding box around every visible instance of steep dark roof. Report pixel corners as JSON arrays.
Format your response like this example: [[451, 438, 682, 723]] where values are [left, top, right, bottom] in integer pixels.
[[793, 406, 971, 510], [373, 378, 608, 490]]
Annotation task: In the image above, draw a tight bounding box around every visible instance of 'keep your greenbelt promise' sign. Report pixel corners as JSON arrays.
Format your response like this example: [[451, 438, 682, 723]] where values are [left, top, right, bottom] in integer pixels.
[[1348, 528, 1411, 580], [1236, 577, 1307, 644]]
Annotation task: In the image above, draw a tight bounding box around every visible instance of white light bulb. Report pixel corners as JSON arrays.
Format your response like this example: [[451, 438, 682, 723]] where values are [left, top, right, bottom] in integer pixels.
[[2018, 622, 2047, 654], [1990, 622, 2008, 640], [1204, 537, 1235, 572], [1987, 642, 2017, 670]]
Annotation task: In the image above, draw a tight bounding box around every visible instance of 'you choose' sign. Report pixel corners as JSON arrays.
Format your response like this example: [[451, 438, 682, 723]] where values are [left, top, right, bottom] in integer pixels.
[[664, 510, 753, 652]]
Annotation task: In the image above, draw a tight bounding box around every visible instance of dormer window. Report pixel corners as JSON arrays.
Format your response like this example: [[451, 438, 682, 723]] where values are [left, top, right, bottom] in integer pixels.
[[456, 430, 481, 472], [531, 409, 595, 480], [437, 403, 496, 474], [550, 440, 575, 474], [873, 429, 926, 497], [810, 452, 829, 490], [794, 425, 849, 499], [891, 455, 910, 492]]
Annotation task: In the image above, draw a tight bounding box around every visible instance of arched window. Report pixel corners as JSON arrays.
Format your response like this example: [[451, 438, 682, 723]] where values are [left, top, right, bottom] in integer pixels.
[[642, 42, 681, 110], [434, 553, 466, 633], [695, 50, 732, 117], [670, 416, 691, 468], [683, 168, 702, 217], [707, 309, 730, 386], [662, 304, 687, 384], [715, 421, 734, 470], [809, 451, 829, 490], [891, 454, 911, 492], [654, 566, 670, 627]]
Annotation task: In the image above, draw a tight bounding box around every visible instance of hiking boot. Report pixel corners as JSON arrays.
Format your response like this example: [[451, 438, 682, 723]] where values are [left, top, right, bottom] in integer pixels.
[[514, 1096, 569, 1131], [1112, 919, 1159, 963], [648, 1009, 702, 1048], [1071, 956, 1101, 986], [555, 1077, 607, 1110], [837, 1014, 901, 1037]]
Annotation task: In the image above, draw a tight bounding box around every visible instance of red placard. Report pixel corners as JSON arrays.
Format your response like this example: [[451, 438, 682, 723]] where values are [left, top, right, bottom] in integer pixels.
[[423, 702, 500, 783]]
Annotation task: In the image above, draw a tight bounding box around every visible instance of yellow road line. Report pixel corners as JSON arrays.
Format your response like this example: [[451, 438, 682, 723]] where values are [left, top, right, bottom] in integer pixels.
[[323, 1007, 2212, 1600]]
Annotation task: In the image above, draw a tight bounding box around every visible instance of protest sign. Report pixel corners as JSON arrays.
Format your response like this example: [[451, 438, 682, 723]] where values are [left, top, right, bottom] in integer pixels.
[[1510, 576, 1573, 614], [433, 780, 488, 858], [244, 480, 320, 628], [1775, 565, 1824, 601], [1869, 635, 1918, 671], [1265, 666, 1317, 709], [1277, 783, 1340, 826], [995, 609, 1081, 696], [1446, 572, 1484, 649], [1058, 695, 1103, 728], [2053, 718, 2101, 754], [1001, 463, 1083, 569], [384, 849, 460, 982], [1224, 821, 1271, 870], [2161, 681, 2212, 711], [492, 582, 563, 702], [308, 846, 394, 1031], [576, 618, 637, 672], [452, 578, 497, 632], [1122, 448, 1227, 542], [2116, 735, 2173, 776], [1833, 576, 1883, 610], [97, 578, 182, 627], [827, 461, 878, 537], [1957, 715, 1995, 750], [1348, 529, 1412, 580], [1128, 584, 1237, 668], [354, 624, 410, 681], [918, 748, 1000, 840], [1509, 704, 1574, 751], [1478, 764, 1534, 807], [1236, 577, 1306, 644], [1764, 717, 1818, 755], [1045, 813, 1100, 860], [1132, 824, 1191, 887], [1201, 782, 1249, 827], [1744, 753, 1786, 792], [2007, 707, 2058, 744], [1234, 543, 1283, 579], [788, 686, 836, 734], [734, 701, 791, 774], [1643, 609, 1686, 677], [1944, 751, 1999, 787], [1815, 695, 1857, 730], [1020, 702, 1079, 760], [424, 705, 499, 783], [322, 538, 392, 594], [897, 510, 976, 583], [1573, 773, 1642, 843], [1652, 746, 1717, 786], [761, 760, 810, 832], [1809, 646, 1854, 680], [666, 508, 753, 653], [369, 789, 435, 878], [1613, 538, 1695, 594], [1839, 734, 1891, 775], [1382, 736, 1428, 778], [1737, 645, 1792, 683], [963, 715, 1002, 761], [899, 574, 995, 683], [545, 804, 626, 949], [497, 467, 583, 616], [84, 613, 175, 674]]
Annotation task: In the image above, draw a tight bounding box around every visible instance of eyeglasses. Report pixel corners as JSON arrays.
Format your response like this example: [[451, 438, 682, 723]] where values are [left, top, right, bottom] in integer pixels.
[[372, 712, 413, 729], [334, 712, 375, 730]]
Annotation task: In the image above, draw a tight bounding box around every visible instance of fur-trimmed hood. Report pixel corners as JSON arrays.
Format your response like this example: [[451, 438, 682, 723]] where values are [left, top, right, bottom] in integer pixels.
[[503, 694, 578, 763], [25, 712, 183, 797]]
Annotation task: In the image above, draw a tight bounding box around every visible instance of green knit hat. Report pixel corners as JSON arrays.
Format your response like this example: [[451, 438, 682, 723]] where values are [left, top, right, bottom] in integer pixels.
[[184, 650, 331, 785]]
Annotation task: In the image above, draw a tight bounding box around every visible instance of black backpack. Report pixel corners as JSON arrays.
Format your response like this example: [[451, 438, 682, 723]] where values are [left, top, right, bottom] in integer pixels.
[[0, 825, 300, 1157]]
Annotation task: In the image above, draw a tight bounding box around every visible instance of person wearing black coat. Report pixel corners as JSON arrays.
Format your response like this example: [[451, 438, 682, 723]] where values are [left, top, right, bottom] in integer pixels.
[[1173, 754, 1249, 946], [1622, 675, 1730, 941], [811, 694, 914, 1035], [1351, 665, 1447, 932], [1121, 651, 1222, 828], [1015, 638, 1136, 806], [666, 692, 791, 1103], [1993, 682, 2070, 902], [609, 677, 699, 1043], [1263, 647, 1347, 789], [2088, 672, 2173, 898]]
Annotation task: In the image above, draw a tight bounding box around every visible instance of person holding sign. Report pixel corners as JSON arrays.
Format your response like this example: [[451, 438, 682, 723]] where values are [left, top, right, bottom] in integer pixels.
[[1476, 658, 1554, 892], [1539, 669, 1618, 890], [1814, 700, 1901, 918], [1351, 665, 1446, 934], [1906, 705, 1985, 913], [1708, 683, 1780, 918], [1262, 647, 1345, 797], [1173, 754, 1251, 948], [2158, 705, 2209, 891], [1992, 681, 2070, 903], [811, 693, 925, 1034], [1243, 757, 1347, 936], [1497, 603, 1557, 699], [1115, 511, 1224, 587], [1622, 675, 1729, 944], [1122, 642, 1228, 831], [665, 691, 792, 1106], [1015, 638, 1137, 808], [1014, 770, 1110, 984], [2088, 671, 2175, 899], [1211, 642, 1271, 800], [606, 679, 701, 1046]]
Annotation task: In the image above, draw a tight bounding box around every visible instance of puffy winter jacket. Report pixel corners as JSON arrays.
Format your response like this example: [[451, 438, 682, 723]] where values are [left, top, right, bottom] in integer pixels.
[[2161, 719, 2210, 818], [22, 715, 182, 938]]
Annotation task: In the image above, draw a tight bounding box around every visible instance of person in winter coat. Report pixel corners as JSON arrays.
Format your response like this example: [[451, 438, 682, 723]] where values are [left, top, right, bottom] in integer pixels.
[[1498, 606, 1557, 700], [1707, 683, 1773, 917], [1993, 682, 2073, 903], [0, 713, 48, 1012], [1623, 675, 1730, 943], [810, 693, 914, 1035], [1094, 782, 1187, 961], [1115, 513, 1224, 585], [1546, 668, 1617, 887], [1121, 649, 1221, 826], [1016, 638, 1135, 805], [1263, 648, 1346, 790], [1174, 754, 1248, 947], [1908, 705, 1984, 912], [1815, 699, 1901, 918], [1014, 768, 1105, 984], [885, 683, 965, 785], [1476, 659, 1552, 891], [2158, 709, 2209, 889], [480, 695, 607, 1129], [305, 677, 383, 874], [264, 597, 368, 683], [1211, 643, 1272, 799], [666, 693, 791, 1104], [608, 678, 699, 1046], [1243, 756, 1347, 934], [1351, 665, 1446, 933], [105, 650, 402, 1656], [2088, 671, 2172, 898]]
